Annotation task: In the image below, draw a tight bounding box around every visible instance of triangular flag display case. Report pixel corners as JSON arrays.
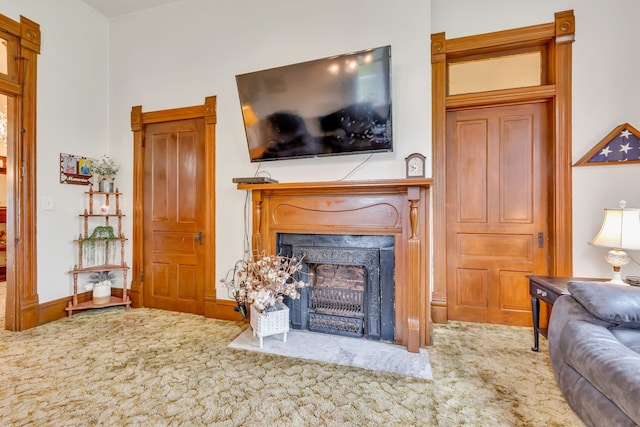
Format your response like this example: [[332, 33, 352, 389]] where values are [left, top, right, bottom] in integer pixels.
[[575, 123, 640, 166]]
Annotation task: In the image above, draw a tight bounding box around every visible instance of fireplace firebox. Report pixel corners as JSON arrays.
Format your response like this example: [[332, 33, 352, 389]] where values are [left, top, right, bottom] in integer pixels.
[[278, 234, 395, 341]]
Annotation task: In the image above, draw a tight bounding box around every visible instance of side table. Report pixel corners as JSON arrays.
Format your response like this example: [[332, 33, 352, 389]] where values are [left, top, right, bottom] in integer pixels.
[[527, 276, 605, 352]]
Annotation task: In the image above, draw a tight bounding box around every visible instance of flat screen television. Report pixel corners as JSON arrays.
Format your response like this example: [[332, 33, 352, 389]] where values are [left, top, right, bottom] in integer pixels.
[[236, 45, 392, 162]]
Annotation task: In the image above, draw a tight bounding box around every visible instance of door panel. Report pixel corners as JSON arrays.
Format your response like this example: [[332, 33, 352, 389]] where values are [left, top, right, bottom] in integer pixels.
[[499, 272, 530, 311], [446, 103, 548, 326], [458, 120, 488, 222], [456, 269, 488, 308], [501, 116, 533, 222], [143, 119, 205, 314]]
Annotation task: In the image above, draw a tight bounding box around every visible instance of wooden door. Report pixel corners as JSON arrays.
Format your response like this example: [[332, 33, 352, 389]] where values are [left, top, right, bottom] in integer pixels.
[[143, 118, 206, 314], [446, 103, 549, 326]]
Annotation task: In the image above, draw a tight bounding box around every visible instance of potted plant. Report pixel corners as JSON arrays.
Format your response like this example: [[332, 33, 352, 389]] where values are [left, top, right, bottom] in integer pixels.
[[85, 270, 115, 305], [90, 155, 120, 193]]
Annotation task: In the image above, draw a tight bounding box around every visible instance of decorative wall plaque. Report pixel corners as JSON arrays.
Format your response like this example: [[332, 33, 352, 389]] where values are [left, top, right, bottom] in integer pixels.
[[60, 153, 93, 185]]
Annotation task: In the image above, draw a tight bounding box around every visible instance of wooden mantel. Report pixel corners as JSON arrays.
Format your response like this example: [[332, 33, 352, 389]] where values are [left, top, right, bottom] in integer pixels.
[[237, 179, 433, 352]]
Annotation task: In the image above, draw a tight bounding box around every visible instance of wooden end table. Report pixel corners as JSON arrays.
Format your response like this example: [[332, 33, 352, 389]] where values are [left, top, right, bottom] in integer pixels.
[[527, 276, 605, 352]]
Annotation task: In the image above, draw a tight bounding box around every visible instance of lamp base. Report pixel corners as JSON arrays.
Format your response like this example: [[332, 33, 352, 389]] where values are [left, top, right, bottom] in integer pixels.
[[605, 249, 631, 285], [608, 272, 628, 285]]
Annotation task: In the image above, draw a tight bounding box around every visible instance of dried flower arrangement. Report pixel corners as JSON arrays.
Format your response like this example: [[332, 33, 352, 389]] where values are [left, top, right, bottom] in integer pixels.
[[221, 253, 307, 317]]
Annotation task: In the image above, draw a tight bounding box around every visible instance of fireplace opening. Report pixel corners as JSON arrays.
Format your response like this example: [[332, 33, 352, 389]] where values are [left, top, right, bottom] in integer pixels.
[[308, 264, 366, 337], [277, 234, 395, 341]]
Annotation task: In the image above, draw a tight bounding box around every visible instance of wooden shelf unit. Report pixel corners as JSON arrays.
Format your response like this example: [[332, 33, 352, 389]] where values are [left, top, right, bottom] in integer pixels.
[[66, 189, 131, 316]]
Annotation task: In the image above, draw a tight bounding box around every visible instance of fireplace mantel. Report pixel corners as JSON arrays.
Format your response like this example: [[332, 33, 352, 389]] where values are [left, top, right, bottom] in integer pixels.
[[237, 179, 433, 352]]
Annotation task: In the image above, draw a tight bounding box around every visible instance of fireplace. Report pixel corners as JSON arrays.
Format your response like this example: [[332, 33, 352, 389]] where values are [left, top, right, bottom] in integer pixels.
[[278, 234, 395, 341], [235, 179, 432, 352]]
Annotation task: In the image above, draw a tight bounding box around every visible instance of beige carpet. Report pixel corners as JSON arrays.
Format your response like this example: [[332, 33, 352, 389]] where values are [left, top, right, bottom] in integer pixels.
[[0, 283, 582, 426]]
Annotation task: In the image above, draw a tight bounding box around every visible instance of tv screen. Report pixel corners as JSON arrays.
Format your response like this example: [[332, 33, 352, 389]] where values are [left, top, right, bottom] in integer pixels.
[[236, 45, 392, 162]]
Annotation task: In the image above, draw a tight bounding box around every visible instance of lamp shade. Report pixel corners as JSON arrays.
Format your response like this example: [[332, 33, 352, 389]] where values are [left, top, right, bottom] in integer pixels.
[[589, 204, 640, 250]]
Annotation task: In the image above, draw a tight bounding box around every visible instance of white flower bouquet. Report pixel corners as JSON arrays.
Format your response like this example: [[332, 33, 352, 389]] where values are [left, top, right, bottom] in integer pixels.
[[90, 155, 120, 177]]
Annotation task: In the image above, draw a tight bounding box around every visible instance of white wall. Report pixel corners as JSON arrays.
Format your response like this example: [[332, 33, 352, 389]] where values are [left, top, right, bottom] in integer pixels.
[[5, 0, 640, 304], [433, 0, 640, 280], [107, 0, 432, 300], [1, 0, 109, 301]]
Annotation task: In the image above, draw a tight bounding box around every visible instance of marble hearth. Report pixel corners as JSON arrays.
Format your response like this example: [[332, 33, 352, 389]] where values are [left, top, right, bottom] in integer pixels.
[[236, 179, 432, 352]]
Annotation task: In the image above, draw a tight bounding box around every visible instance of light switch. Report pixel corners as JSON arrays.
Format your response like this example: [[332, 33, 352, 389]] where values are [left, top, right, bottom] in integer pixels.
[[42, 195, 55, 210]]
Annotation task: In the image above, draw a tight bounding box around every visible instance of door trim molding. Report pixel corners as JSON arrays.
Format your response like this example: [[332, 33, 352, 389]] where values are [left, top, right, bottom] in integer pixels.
[[0, 15, 41, 331], [430, 10, 575, 324], [130, 97, 228, 318]]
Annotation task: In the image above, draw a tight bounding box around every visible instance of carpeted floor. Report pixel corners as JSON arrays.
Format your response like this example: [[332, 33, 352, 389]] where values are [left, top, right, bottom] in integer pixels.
[[0, 282, 582, 426]]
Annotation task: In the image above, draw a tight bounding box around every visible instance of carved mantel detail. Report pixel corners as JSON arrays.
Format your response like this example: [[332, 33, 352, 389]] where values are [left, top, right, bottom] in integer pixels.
[[236, 178, 433, 352]]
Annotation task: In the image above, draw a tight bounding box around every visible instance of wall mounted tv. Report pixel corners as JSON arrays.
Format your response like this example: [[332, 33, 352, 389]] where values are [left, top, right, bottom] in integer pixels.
[[236, 45, 392, 162]]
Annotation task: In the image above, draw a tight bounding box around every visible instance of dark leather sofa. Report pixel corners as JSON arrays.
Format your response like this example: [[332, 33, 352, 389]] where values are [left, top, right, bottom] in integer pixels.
[[548, 281, 640, 426]]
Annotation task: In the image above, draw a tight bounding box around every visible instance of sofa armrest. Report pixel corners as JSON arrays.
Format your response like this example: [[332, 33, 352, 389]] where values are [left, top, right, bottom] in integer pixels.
[[568, 281, 640, 328]]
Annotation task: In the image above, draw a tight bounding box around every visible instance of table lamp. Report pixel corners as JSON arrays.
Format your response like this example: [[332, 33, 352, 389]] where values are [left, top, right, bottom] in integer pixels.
[[589, 200, 640, 285]]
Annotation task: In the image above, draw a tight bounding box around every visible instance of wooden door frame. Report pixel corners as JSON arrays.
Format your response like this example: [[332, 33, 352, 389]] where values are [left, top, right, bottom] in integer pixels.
[[130, 97, 222, 317], [430, 10, 575, 323], [0, 15, 40, 331]]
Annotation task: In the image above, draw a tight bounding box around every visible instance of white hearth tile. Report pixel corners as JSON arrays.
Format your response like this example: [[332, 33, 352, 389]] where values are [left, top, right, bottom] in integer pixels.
[[228, 328, 432, 380]]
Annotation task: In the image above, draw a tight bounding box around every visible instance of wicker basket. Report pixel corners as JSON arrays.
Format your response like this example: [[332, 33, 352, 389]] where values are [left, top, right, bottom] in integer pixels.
[[250, 304, 289, 348]]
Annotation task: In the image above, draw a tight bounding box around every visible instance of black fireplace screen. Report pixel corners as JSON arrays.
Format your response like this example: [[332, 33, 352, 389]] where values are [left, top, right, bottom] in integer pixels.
[[277, 234, 395, 341], [308, 284, 365, 337]]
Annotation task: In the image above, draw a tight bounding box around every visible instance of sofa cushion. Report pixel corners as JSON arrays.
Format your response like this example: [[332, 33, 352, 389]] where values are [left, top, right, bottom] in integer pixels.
[[568, 281, 640, 328], [611, 328, 640, 354]]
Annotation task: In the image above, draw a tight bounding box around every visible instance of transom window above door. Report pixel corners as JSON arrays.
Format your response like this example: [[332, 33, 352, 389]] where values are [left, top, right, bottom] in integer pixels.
[[448, 50, 544, 95]]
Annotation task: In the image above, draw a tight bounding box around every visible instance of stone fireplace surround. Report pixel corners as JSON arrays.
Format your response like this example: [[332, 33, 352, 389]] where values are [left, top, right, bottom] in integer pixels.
[[236, 179, 432, 352]]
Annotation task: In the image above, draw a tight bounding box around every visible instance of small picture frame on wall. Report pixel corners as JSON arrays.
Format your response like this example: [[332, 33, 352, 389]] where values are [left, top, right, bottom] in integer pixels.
[[60, 153, 93, 185]]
